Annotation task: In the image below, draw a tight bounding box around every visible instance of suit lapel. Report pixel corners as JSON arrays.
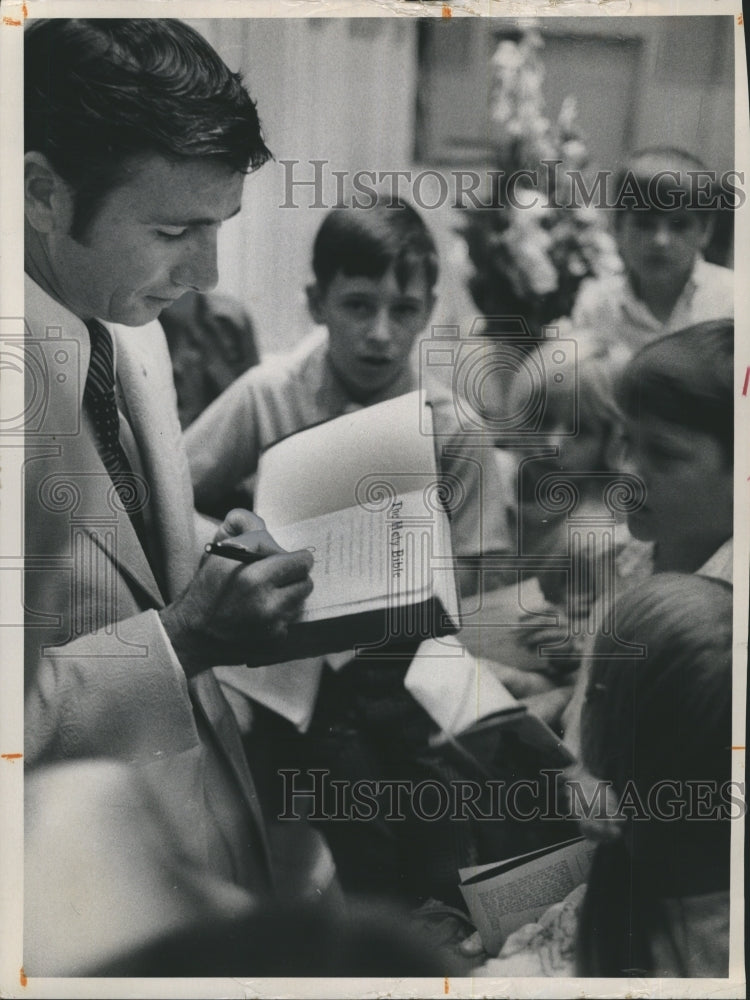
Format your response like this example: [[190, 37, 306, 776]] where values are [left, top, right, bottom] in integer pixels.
[[115, 320, 272, 881], [24, 277, 164, 609], [113, 321, 198, 600], [78, 421, 165, 609]]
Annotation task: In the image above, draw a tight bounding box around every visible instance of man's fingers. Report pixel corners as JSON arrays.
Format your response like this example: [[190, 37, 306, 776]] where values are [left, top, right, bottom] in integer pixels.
[[220, 508, 267, 538], [233, 551, 314, 619], [214, 510, 285, 554], [252, 548, 314, 586], [213, 510, 290, 557], [225, 509, 265, 533], [231, 529, 287, 557], [267, 576, 315, 620]]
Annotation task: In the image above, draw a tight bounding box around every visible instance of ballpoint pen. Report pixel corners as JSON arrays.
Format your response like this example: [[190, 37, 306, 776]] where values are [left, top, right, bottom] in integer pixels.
[[204, 540, 268, 565]]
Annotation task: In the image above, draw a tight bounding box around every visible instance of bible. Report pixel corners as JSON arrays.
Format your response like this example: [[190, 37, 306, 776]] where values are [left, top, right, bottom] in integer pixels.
[[245, 391, 460, 661]]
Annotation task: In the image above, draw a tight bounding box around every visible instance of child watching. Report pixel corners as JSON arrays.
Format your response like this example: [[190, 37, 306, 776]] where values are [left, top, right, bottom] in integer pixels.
[[186, 195, 510, 595], [497, 336, 631, 561], [484, 337, 650, 712], [616, 317, 733, 575], [562, 318, 733, 756], [572, 147, 733, 355]]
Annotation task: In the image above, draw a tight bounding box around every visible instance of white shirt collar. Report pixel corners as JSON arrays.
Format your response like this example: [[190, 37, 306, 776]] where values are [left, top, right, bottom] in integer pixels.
[[697, 537, 733, 584], [619, 255, 703, 329]]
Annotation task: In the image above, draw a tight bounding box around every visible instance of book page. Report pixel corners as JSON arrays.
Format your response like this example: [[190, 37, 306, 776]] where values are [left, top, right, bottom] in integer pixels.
[[404, 634, 520, 733], [460, 837, 596, 955], [256, 390, 439, 526], [269, 492, 433, 618], [244, 488, 451, 620]]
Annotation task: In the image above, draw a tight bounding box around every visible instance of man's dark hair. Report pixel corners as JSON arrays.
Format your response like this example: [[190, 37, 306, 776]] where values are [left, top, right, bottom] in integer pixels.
[[312, 196, 439, 294], [615, 319, 733, 464], [25, 19, 272, 239]]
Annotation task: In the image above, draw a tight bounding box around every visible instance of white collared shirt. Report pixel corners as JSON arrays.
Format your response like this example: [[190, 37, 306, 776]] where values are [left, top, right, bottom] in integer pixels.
[[571, 257, 733, 355]]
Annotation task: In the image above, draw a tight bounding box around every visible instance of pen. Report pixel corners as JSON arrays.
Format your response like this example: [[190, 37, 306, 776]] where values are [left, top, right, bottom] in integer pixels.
[[204, 540, 268, 565]]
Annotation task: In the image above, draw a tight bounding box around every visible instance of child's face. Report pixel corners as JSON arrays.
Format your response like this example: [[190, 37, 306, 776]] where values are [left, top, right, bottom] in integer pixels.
[[621, 413, 732, 555], [531, 419, 605, 473], [516, 419, 607, 502], [616, 209, 709, 291], [309, 266, 434, 402], [518, 418, 605, 471]]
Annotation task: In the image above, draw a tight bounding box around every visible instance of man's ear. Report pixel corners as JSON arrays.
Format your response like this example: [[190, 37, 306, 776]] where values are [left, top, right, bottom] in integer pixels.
[[24, 152, 74, 235], [306, 282, 326, 325]]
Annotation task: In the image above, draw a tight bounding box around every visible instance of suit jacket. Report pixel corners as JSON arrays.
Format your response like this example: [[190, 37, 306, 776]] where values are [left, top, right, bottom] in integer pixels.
[[23, 274, 272, 896]]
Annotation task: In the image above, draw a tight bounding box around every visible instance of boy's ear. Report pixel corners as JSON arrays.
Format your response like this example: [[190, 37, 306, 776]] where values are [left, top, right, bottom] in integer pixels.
[[423, 290, 437, 323], [306, 283, 326, 325], [24, 152, 75, 236]]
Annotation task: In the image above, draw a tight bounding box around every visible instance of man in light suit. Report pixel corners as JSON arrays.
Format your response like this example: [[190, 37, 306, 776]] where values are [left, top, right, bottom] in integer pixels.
[[23, 19, 314, 972]]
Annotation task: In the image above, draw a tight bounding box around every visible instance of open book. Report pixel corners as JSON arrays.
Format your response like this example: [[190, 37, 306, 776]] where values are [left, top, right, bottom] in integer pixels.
[[406, 636, 575, 776], [459, 836, 595, 955], [247, 391, 460, 660], [435, 704, 575, 782]]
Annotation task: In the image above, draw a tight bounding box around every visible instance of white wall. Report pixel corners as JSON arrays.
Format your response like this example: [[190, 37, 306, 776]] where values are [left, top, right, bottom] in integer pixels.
[[190, 19, 420, 356], [189, 17, 735, 356]]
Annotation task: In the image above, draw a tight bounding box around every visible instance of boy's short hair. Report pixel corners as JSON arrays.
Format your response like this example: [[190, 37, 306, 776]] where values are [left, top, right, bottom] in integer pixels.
[[25, 19, 271, 240], [311, 196, 439, 293], [611, 145, 714, 220], [615, 319, 733, 463]]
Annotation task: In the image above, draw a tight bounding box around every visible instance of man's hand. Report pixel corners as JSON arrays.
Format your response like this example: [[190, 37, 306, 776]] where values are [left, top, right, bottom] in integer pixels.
[[160, 510, 313, 677]]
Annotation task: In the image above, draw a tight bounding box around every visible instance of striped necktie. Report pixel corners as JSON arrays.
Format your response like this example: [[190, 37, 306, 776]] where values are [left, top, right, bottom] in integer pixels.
[[84, 319, 149, 541]]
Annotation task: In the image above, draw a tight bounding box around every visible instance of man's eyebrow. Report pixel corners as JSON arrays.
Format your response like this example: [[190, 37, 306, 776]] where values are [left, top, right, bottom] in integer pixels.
[[147, 205, 243, 226]]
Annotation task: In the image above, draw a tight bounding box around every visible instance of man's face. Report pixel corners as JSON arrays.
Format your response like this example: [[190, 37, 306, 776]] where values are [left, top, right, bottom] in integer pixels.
[[616, 209, 709, 291], [47, 154, 244, 325], [622, 413, 732, 555], [310, 267, 434, 402]]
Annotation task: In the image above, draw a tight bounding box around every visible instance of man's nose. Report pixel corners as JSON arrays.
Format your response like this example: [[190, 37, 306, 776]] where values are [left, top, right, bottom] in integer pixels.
[[172, 230, 219, 293]]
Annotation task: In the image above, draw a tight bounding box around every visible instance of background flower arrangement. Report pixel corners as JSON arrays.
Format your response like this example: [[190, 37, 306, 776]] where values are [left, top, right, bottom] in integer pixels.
[[460, 26, 620, 336]]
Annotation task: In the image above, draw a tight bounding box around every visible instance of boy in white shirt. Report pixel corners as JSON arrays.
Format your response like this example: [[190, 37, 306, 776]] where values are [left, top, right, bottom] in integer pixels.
[[562, 318, 734, 750], [572, 147, 733, 356]]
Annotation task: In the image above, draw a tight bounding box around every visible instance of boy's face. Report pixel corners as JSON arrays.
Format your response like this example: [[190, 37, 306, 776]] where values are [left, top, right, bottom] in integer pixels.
[[516, 420, 608, 508], [616, 209, 710, 291], [309, 267, 434, 402], [621, 413, 732, 558]]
